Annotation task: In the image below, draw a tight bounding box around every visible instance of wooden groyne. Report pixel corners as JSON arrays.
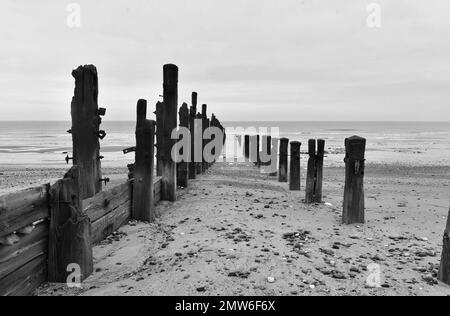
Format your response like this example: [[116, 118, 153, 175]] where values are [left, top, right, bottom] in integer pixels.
[[0, 63, 224, 296]]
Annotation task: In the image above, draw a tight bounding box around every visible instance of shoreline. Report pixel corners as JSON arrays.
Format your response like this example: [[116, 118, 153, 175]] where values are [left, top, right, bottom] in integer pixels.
[[2, 162, 450, 196]]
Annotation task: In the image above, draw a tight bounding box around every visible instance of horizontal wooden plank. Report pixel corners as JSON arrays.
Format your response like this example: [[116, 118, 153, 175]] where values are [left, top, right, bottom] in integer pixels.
[[0, 221, 48, 280], [0, 254, 47, 296], [91, 200, 131, 244], [83, 181, 131, 223], [0, 185, 50, 238]]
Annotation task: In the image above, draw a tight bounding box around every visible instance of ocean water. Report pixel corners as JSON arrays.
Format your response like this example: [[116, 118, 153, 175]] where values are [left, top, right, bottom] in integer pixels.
[[0, 121, 449, 168]]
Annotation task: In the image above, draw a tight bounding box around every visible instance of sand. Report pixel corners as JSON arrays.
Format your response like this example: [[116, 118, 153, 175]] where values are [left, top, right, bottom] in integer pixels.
[[15, 161, 447, 296]]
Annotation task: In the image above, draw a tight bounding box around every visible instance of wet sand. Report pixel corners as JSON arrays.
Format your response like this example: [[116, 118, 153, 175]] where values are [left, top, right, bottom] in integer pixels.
[[28, 162, 450, 296]]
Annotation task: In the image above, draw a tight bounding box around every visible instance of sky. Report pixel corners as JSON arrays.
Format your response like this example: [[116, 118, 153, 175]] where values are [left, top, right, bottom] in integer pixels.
[[0, 0, 449, 121]]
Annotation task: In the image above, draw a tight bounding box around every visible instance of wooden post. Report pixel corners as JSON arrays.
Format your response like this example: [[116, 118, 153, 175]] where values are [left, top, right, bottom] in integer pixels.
[[70, 65, 102, 199], [48, 166, 93, 282], [202, 104, 207, 173], [210, 114, 218, 165], [177, 103, 189, 188], [161, 64, 178, 202], [438, 209, 450, 285], [189, 93, 198, 179], [289, 141, 301, 191], [155, 101, 164, 177], [256, 134, 261, 167], [278, 138, 289, 182], [315, 139, 325, 203], [342, 136, 366, 224], [206, 118, 212, 167], [132, 100, 156, 222], [244, 135, 250, 161], [196, 112, 203, 174]]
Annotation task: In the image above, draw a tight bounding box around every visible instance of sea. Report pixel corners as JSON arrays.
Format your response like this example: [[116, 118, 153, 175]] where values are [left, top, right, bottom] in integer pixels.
[[0, 121, 449, 168]]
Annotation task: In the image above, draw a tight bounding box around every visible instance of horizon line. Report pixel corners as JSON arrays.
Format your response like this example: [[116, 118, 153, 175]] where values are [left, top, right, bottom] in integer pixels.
[[0, 120, 450, 123]]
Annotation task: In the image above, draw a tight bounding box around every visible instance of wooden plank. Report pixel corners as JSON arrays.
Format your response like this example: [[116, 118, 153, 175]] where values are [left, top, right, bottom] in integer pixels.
[[83, 182, 130, 223], [0, 184, 50, 238], [71, 65, 102, 199], [91, 201, 130, 244], [0, 254, 47, 296], [48, 166, 93, 282], [0, 221, 48, 280], [90, 177, 161, 244]]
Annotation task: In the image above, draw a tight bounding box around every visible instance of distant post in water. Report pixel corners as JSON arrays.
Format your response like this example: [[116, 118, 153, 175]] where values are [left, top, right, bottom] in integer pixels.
[[155, 101, 164, 177], [189, 92, 198, 179], [289, 141, 301, 191], [70, 65, 103, 199], [305, 139, 325, 203], [177, 103, 189, 188], [278, 138, 289, 182], [161, 64, 178, 202], [438, 209, 450, 285], [342, 136, 366, 224], [132, 100, 156, 222]]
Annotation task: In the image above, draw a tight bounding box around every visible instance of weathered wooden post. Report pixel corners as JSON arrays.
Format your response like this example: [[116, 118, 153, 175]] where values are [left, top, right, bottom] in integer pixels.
[[278, 138, 289, 182], [155, 101, 164, 177], [206, 118, 212, 167], [316, 139, 325, 202], [438, 209, 450, 285], [189, 93, 198, 179], [244, 135, 250, 161], [195, 112, 204, 173], [177, 102, 189, 188], [202, 104, 208, 173], [48, 166, 93, 282], [160, 64, 178, 202], [70, 65, 103, 199], [256, 134, 261, 167], [210, 114, 218, 165], [305, 139, 325, 203], [132, 100, 156, 222], [289, 141, 301, 191], [342, 136, 366, 224]]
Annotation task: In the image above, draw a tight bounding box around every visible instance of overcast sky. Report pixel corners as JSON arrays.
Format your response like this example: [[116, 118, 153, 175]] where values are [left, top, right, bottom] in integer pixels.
[[0, 0, 449, 121]]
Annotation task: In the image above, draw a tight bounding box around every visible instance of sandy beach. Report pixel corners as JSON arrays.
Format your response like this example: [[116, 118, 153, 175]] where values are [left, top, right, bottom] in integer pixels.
[[24, 161, 450, 296]]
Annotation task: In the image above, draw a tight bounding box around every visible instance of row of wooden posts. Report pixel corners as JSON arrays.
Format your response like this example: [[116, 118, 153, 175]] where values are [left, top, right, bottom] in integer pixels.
[[243, 134, 450, 286], [243, 134, 366, 225], [125, 65, 226, 222], [50, 64, 225, 283]]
